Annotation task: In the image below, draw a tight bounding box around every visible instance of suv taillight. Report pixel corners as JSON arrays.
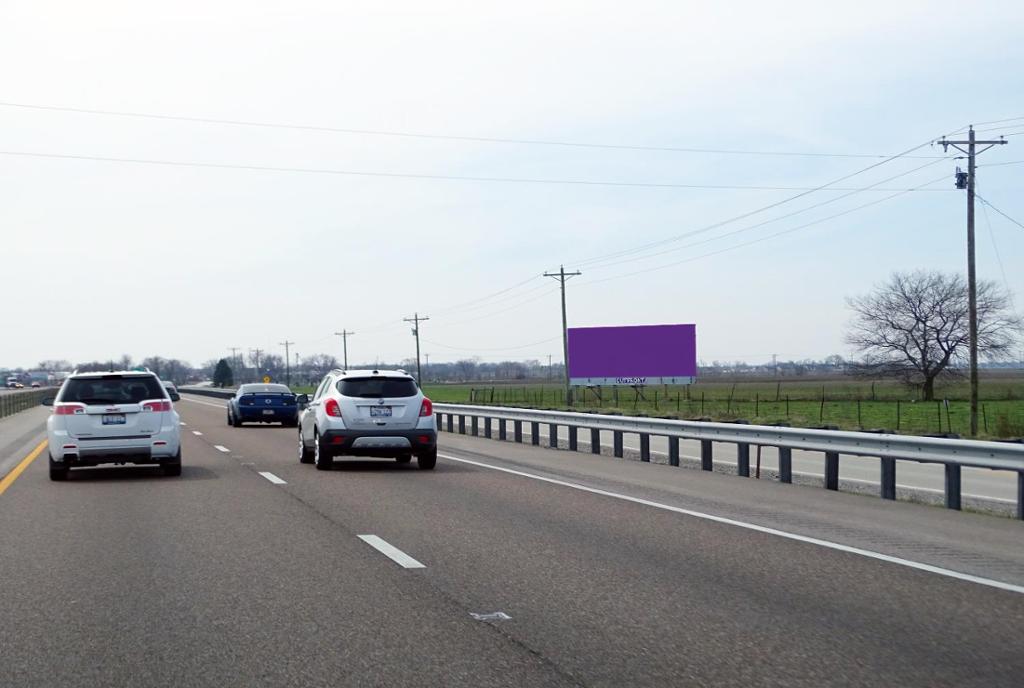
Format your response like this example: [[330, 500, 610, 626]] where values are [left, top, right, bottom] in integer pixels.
[[55, 403, 86, 416], [325, 398, 343, 417], [419, 398, 433, 417], [143, 400, 172, 412]]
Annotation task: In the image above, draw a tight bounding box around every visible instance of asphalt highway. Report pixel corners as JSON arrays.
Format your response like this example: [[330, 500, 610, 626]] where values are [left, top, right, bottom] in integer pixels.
[[1, 394, 1023, 687]]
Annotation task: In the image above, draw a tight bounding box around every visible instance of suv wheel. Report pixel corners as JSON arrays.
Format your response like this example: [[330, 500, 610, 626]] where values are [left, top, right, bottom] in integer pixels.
[[227, 409, 234, 426], [48, 454, 69, 481], [163, 449, 182, 477], [314, 431, 332, 471], [298, 428, 314, 464], [417, 448, 437, 471]]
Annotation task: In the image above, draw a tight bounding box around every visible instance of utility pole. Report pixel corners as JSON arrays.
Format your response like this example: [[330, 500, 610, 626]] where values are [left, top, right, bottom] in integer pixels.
[[249, 348, 263, 382], [279, 340, 295, 385], [548, 354, 553, 380], [939, 127, 1008, 435], [403, 314, 429, 385], [544, 265, 582, 405], [334, 330, 355, 370], [228, 347, 241, 383]]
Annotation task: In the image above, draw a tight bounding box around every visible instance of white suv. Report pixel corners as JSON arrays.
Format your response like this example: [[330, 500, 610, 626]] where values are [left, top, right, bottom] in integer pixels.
[[298, 369, 437, 471], [43, 371, 182, 480]]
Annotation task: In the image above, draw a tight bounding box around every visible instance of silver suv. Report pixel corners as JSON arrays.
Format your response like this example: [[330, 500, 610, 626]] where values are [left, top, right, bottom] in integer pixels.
[[297, 369, 437, 471], [43, 370, 182, 480]]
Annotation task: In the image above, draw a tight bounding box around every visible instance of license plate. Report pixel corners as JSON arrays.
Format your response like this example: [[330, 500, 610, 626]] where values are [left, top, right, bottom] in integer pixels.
[[262, 409, 275, 415], [102, 414, 126, 425], [370, 406, 392, 417]]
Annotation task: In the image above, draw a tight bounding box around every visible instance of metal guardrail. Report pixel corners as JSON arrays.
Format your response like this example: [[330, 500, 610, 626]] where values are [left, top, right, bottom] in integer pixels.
[[433, 403, 1024, 520], [0, 388, 53, 420]]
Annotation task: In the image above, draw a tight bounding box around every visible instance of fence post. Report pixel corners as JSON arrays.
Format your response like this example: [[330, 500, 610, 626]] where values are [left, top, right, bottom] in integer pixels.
[[531, 421, 540, 446], [484, 417, 492, 439], [668, 437, 680, 466], [568, 426, 578, 451], [498, 419, 507, 441], [471, 416, 479, 436], [824, 451, 839, 490], [591, 428, 600, 454], [778, 447, 792, 483], [458, 415, 466, 435], [945, 464, 962, 510], [513, 420, 522, 443], [700, 440, 713, 471], [613, 431, 623, 458], [549, 423, 558, 448], [447, 414, 454, 433], [639, 433, 650, 462], [881, 457, 896, 500], [737, 443, 750, 477]]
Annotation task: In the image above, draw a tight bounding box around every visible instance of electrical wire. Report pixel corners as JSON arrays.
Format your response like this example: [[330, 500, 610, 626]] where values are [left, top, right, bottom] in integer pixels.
[[0, 101, 947, 160], [581, 173, 948, 286], [0, 150, 955, 192], [572, 136, 955, 269], [580, 156, 952, 271], [979, 200, 1015, 309], [977, 194, 1024, 232]]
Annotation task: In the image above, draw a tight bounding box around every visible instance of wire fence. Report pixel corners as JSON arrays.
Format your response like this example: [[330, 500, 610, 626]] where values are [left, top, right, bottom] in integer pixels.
[[457, 385, 1024, 438]]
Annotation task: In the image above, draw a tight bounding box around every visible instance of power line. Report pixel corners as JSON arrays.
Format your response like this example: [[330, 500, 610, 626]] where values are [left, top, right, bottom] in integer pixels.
[[979, 201, 1015, 309], [977, 194, 1024, 231], [573, 137, 953, 269], [582, 174, 948, 286], [0, 149, 955, 192], [0, 101, 947, 159], [580, 156, 952, 271]]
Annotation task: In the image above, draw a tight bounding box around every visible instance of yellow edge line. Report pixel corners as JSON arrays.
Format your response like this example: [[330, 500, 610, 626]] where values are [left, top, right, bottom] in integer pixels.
[[0, 439, 48, 496]]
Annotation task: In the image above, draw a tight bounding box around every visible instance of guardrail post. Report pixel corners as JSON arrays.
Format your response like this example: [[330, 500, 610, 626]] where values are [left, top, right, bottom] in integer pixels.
[[568, 426, 578, 451], [447, 414, 454, 433], [498, 419, 507, 441], [591, 428, 600, 454], [824, 451, 839, 491], [945, 464, 962, 510], [880, 457, 896, 500], [471, 416, 479, 436], [778, 447, 792, 483], [668, 437, 680, 466], [639, 433, 650, 462], [613, 431, 623, 458], [1017, 472, 1024, 521], [484, 417, 492, 439], [700, 440, 713, 471], [458, 415, 466, 435], [549, 423, 558, 448], [513, 420, 523, 443], [737, 443, 750, 477], [435, 412, 442, 431], [531, 421, 540, 445]]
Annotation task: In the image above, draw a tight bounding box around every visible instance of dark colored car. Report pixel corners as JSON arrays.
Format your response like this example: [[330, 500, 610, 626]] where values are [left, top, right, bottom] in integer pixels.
[[227, 383, 298, 427]]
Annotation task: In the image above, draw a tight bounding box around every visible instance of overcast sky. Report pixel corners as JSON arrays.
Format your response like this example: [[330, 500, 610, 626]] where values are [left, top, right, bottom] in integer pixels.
[[2, 0, 1022, 370]]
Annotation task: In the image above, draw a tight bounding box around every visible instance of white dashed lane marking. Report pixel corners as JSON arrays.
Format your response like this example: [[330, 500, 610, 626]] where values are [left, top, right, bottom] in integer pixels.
[[357, 535, 425, 569], [259, 471, 286, 485], [214, 445, 230, 453]]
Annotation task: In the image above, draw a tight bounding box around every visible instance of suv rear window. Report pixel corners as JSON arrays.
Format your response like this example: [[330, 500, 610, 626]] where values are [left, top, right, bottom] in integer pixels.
[[337, 377, 418, 398], [60, 375, 167, 404]]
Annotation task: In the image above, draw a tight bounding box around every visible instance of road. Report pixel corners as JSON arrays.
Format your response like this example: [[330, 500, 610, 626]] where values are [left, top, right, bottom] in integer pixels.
[[1, 393, 1022, 687]]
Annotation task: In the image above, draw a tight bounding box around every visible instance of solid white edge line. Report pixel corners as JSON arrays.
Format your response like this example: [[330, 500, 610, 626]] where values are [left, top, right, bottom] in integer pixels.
[[258, 471, 286, 485], [192, 431, 203, 436], [214, 445, 230, 453], [438, 452, 1024, 596], [357, 534, 426, 569]]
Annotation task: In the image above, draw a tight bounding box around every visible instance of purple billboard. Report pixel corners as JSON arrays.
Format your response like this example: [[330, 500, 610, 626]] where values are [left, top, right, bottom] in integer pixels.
[[567, 324, 697, 386]]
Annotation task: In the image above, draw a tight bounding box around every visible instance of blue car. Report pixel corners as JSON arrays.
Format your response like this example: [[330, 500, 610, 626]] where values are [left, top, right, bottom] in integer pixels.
[[227, 383, 298, 427]]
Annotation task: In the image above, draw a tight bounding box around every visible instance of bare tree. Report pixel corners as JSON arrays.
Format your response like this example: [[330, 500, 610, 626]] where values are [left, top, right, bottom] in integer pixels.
[[846, 271, 1020, 400]]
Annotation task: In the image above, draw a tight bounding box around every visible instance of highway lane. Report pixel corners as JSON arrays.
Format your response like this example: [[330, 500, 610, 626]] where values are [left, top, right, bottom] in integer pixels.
[[1, 394, 1022, 687]]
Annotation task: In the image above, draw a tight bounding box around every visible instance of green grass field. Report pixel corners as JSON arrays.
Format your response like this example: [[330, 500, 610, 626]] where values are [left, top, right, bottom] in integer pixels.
[[418, 375, 1024, 439]]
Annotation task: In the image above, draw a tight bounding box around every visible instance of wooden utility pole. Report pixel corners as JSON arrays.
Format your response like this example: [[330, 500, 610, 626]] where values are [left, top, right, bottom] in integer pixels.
[[279, 340, 295, 385], [939, 127, 1008, 435], [334, 330, 355, 370], [403, 314, 429, 385], [249, 348, 263, 382], [544, 265, 581, 405]]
